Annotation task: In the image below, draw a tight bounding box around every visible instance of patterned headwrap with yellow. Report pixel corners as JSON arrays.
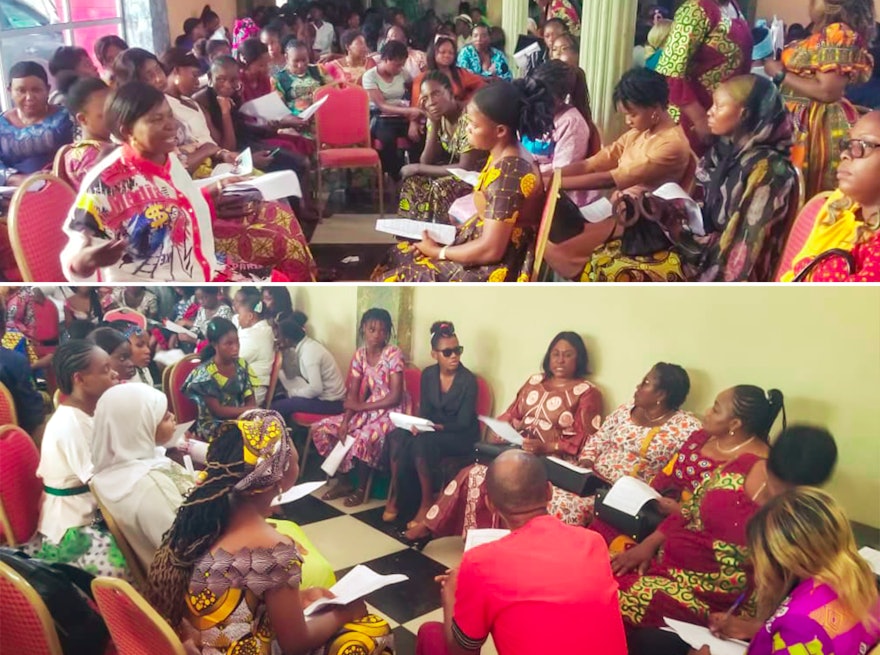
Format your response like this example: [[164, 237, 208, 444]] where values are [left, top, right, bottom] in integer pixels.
[[231, 409, 292, 494]]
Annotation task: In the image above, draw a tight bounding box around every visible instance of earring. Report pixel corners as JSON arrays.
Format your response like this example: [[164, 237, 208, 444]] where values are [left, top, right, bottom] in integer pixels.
[[655, 400, 660, 405], [728, 430, 735, 436]]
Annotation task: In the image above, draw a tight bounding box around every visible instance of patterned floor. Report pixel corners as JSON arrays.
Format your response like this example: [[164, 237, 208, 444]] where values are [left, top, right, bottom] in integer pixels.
[[278, 437, 499, 655]]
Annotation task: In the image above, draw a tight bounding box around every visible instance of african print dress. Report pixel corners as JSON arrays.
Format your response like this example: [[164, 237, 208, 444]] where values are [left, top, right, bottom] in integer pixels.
[[310, 346, 412, 472], [274, 66, 327, 139], [373, 154, 544, 282], [456, 46, 512, 81], [0, 106, 74, 183], [397, 113, 480, 223], [655, 0, 752, 154], [542, 0, 581, 36], [550, 402, 701, 527], [62, 140, 112, 189], [616, 452, 763, 628], [183, 358, 260, 441], [780, 23, 873, 198], [423, 375, 602, 538], [185, 543, 395, 655]]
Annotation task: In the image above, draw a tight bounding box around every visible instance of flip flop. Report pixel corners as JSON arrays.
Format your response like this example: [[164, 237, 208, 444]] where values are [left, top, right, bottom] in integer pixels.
[[343, 489, 367, 507]]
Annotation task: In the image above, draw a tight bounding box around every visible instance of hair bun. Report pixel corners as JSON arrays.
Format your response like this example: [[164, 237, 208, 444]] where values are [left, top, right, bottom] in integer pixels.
[[430, 320, 455, 336], [766, 388, 786, 432]]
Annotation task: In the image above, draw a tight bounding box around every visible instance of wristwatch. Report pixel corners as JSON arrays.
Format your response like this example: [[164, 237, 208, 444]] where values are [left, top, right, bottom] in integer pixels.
[[438, 246, 449, 261]]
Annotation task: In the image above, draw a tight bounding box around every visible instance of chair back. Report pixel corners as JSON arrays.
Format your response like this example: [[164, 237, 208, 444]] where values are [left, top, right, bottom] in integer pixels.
[[89, 482, 149, 592], [774, 191, 832, 281], [166, 353, 202, 424], [52, 144, 73, 185], [104, 308, 148, 330], [91, 577, 186, 655], [0, 383, 17, 426], [531, 170, 562, 282], [0, 560, 63, 655], [0, 424, 42, 546], [403, 367, 422, 414], [7, 173, 76, 282], [265, 350, 283, 409], [314, 83, 371, 150]]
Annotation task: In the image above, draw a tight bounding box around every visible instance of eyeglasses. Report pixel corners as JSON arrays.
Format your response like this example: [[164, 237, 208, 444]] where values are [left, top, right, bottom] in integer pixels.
[[436, 346, 464, 357], [840, 138, 880, 159]]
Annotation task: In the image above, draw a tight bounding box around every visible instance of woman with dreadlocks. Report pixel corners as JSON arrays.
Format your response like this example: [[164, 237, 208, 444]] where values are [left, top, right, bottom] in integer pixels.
[[149, 409, 395, 655]]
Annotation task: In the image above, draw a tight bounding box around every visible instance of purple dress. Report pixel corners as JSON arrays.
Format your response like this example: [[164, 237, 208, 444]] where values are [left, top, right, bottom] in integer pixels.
[[747, 579, 879, 655]]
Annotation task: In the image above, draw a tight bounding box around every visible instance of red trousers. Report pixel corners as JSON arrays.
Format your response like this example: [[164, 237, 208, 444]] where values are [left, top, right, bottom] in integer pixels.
[[416, 622, 449, 655]]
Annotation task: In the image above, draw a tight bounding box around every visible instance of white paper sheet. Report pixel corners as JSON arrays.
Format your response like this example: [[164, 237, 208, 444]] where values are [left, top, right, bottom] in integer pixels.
[[652, 182, 705, 236], [464, 528, 510, 552], [513, 41, 541, 68], [162, 320, 198, 339], [859, 546, 880, 575], [545, 455, 592, 475], [298, 95, 329, 121], [226, 170, 303, 200], [304, 565, 408, 617], [239, 92, 292, 124], [271, 481, 326, 507], [448, 193, 477, 224], [477, 416, 524, 446], [579, 197, 613, 223], [183, 454, 195, 477], [389, 412, 435, 433], [0, 186, 17, 196], [321, 436, 356, 476], [602, 476, 661, 516], [448, 168, 480, 187], [663, 618, 748, 655], [375, 219, 456, 245]]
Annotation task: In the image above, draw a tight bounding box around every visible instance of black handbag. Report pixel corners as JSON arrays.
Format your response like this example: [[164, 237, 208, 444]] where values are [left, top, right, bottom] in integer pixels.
[[473, 442, 517, 464], [543, 457, 609, 496], [550, 191, 591, 243], [614, 192, 677, 257], [594, 488, 666, 542], [793, 248, 856, 281]]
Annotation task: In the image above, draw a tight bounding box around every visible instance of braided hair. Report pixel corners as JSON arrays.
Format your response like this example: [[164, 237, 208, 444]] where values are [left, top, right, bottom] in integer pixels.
[[731, 385, 785, 442], [53, 339, 100, 395], [358, 307, 394, 345]]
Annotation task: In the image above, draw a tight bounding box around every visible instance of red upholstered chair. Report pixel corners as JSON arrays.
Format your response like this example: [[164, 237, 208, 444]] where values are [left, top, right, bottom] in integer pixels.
[[103, 309, 148, 330], [0, 424, 43, 547], [91, 577, 186, 655], [0, 560, 63, 655], [166, 354, 201, 424], [774, 191, 832, 281], [314, 82, 384, 217], [0, 383, 17, 426], [403, 367, 422, 412], [7, 173, 76, 282]]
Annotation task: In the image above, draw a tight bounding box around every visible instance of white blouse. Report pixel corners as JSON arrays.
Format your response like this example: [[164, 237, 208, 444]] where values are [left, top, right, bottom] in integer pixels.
[[238, 319, 276, 387]]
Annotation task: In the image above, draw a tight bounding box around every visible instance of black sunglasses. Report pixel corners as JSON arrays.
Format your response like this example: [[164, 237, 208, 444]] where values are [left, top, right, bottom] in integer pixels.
[[436, 346, 464, 357]]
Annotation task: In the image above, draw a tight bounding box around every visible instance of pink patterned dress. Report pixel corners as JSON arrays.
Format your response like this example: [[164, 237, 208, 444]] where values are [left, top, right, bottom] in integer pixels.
[[549, 402, 702, 526], [310, 345, 411, 472]]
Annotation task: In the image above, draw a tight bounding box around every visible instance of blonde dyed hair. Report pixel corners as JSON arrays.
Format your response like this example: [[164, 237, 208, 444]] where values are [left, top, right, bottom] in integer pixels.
[[747, 487, 878, 626], [645, 19, 673, 57]]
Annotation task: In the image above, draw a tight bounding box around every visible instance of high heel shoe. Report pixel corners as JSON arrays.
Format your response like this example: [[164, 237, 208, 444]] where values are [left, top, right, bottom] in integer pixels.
[[397, 528, 432, 552]]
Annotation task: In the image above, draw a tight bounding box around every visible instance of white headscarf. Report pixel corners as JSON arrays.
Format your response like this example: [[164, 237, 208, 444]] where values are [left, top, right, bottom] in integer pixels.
[[90, 384, 171, 503]]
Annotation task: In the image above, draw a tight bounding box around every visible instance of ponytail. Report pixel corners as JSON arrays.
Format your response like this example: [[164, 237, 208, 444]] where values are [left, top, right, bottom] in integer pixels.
[[472, 78, 555, 141], [732, 385, 786, 442]]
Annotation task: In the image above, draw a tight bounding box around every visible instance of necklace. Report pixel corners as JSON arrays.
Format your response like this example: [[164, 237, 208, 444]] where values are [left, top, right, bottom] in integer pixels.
[[636, 407, 674, 426], [712, 435, 756, 454]]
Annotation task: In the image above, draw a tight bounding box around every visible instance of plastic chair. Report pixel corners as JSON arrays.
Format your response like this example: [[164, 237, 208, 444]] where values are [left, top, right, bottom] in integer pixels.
[[89, 482, 149, 592], [265, 350, 283, 409], [91, 577, 186, 655], [0, 560, 63, 655], [774, 191, 833, 281], [0, 383, 17, 426], [166, 353, 202, 424], [104, 309, 148, 330], [314, 82, 384, 217], [531, 170, 562, 282], [7, 173, 76, 282], [0, 424, 42, 547]]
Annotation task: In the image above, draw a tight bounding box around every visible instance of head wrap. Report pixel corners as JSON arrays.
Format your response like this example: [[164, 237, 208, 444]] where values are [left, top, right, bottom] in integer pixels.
[[232, 18, 260, 54], [231, 409, 292, 494]]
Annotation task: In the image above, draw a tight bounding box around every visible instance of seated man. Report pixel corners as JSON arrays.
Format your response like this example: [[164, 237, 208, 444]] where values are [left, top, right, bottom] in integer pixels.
[[416, 450, 627, 655], [0, 301, 45, 435]]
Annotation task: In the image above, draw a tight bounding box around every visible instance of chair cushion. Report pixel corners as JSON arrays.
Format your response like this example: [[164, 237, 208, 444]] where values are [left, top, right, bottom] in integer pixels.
[[318, 148, 380, 168]]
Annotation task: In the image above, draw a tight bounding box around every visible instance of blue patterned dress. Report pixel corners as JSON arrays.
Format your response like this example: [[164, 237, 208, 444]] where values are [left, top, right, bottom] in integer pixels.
[[456, 45, 512, 81], [0, 107, 74, 184]]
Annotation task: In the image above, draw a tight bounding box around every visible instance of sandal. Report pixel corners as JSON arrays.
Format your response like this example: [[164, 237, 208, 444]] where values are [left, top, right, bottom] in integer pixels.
[[321, 484, 353, 501], [382, 510, 399, 523], [343, 488, 367, 507]]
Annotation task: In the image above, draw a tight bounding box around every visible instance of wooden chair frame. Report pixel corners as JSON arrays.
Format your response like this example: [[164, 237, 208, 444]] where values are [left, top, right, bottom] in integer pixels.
[[89, 482, 149, 592], [531, 170, 562, 282]]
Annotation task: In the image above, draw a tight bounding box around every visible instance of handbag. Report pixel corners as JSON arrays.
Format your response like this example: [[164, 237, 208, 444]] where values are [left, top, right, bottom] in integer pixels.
[[613, 192, 677, 257], [793, 248, 856, 281], [550, 190, 591, 243], [473, 442, 517, 464], [215, 187, 262, 220]]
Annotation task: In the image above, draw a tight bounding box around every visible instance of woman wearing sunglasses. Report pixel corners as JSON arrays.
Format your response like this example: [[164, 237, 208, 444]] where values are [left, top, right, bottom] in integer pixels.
[[383, 321, 479, 528], [781, 110, 880, 281]]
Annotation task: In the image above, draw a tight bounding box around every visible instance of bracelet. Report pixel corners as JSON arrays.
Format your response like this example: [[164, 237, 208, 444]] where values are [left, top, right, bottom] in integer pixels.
[[438, 245, 448, 261]]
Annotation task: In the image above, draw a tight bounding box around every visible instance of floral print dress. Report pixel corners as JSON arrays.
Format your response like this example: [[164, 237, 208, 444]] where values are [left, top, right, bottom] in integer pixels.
[[183, 358, 260, 441]]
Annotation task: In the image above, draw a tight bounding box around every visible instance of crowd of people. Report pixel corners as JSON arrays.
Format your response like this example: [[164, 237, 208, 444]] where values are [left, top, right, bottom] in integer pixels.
[[0, 283, 877, 655], [0, 0, 877, 282]]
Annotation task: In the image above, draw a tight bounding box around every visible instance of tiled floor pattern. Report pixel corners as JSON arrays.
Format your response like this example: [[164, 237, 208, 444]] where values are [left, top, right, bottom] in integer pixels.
[[279, 441, 497, 655]]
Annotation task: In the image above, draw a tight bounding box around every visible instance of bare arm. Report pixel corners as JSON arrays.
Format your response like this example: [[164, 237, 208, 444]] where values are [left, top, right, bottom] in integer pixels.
[[366, 87, 422, 119], [346, 372, 402, 411]]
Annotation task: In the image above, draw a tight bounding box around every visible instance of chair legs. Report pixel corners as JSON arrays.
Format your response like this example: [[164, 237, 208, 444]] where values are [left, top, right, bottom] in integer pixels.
[[316, 164, 324, 219], [298, 428, 313, 482], [376, 164, 384, 218]]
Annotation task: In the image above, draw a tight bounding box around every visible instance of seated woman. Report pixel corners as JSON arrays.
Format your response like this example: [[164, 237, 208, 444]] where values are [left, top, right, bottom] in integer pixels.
[[398, 72, 488, 223], [548, 35, 602, 159], [48, 46, 100, 102], [593, 384, 779, 555], [61, 76, 116, 188], [88, 326, 136, 382], [363, 40, 424, 183], [273, 38, 328, 140], [406, 332, 602, 542], [94, 35, 128, 83], [311, 308, 411, 507], [261, 286, 294, 324], [410, 35, 485, 109], [781, 111, 880, 282], [528, 60, 597, 207], [616, 425, 839, 630], [271, 311, 347, 418], [372, 79, 552, 282], [147, 409, 393, 655], [456, 24, 512, 81], [183, 317, 258, 441], [544, 68, 694, 280], [0, 61, 75, 187], [380, 24, 427, 81], [259, 22, 287, 76], [233, 287, 275, 406], [25, 340, 125, 577], [324, 29, 376, 84], [385, 321, 479, 527]]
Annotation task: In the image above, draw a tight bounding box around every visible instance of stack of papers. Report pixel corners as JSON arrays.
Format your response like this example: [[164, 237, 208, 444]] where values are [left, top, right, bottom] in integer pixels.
[[375, 219, 456, 245], [663, 618, 748, 655], [859, 546, 880, 575], [226, 170, 302, 200], [162, 320, 198, 339], [478, 416, 523, 446], [389, 412, 435, 433], [465, 528, 510, 551], [602, 476, 661, 516], [239, 93, 292, 125], [298, 95, 329, 121], [304, 565, 408, 617], [579, 197, 614, 223]]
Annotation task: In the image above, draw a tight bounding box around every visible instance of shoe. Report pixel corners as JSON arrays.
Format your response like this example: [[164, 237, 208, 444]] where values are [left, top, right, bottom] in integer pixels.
[[382, 510, 398, 523], [396, 529, 431, 552]]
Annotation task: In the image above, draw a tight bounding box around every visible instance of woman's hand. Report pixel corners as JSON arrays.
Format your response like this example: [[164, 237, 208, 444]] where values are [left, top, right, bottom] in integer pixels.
[[300, 587, 335, 610], [521, 437, 547, 456], [414, 232, 442, 259], [763, 59, 783, 78], [405, 107, 425, 121], [252, 150, 274, 169], [277, 115, 307, 130], [611, 540, 657, 576], [336, 599, 368, 624], [407, 120, 423, 143], [400, 163, 423, 179], [656, 496, 682, 516], [708, 613, 760, 641], [73, 235, 127, 275], [217, 96, 235, 115], [207, 175, 250, 202], [343, 398, 363, 412]]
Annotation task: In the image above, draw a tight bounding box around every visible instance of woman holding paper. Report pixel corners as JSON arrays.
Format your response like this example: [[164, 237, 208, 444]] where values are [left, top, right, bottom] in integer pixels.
[[148, 409, 394, 655], [405, 331, 601, 543], [384, 321, 480, 527]]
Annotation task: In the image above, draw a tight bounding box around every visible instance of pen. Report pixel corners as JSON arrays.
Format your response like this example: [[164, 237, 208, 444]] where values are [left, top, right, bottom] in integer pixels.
[[722, 592, 746, 622], [267, 147, 281, 157]]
